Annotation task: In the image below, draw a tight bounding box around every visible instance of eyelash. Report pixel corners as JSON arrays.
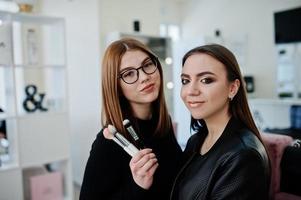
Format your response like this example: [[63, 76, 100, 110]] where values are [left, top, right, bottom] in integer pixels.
[[181, 77, 214, 85], [181, 78, 189, 85], [200, 77, 214, 84]]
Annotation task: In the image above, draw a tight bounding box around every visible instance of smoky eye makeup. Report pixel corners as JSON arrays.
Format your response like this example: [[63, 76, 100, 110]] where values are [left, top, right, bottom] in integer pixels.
[[200, 77, 215, 84], [181, 78, 190, 85]]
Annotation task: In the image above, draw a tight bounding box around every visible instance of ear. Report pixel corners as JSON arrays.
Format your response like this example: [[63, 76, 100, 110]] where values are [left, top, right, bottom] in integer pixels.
[[228, 79, 240, 100]]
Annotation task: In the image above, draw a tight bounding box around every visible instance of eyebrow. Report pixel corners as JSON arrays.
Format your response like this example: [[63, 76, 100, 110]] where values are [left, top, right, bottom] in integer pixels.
[[181, 71, 215, 78], [120, 57, 151, 73]]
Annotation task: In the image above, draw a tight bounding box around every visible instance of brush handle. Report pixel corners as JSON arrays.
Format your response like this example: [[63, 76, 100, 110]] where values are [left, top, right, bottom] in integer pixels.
[[112, 136, 138, 157], [125, 123, 145, 149], [115, 133, 130, 146], [115, 132, 139, 156], [124, 146, 136, 157], [127, 143, 139, 155], [112, 137, 124, 148]]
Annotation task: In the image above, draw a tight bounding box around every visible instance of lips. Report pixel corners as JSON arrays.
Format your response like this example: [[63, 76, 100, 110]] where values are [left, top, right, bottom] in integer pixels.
[[187, 101, 204, 108], [141, 83, 155, 92]]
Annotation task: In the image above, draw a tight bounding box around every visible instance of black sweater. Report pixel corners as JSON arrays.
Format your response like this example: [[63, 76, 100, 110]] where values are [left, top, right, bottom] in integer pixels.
[[80, 118, 183, 200]]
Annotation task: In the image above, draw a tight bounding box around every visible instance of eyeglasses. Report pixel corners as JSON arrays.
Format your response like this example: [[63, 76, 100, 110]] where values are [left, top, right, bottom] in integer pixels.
[[118, 57, 158, 84]]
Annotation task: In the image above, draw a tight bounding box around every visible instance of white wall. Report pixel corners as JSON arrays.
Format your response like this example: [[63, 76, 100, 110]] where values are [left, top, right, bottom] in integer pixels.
[[181, 0, 301, 98], [98, 0, 183, 50], [39, 0, 101, 185]]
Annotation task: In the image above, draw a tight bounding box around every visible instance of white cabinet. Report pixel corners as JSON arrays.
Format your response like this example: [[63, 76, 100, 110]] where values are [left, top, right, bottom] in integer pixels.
[[249, 98, 301, 130], [0, 11, 72, 200], [276, 44, 301, 99]]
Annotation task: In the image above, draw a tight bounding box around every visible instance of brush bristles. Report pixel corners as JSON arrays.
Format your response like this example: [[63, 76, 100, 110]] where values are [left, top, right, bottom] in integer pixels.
[[108, 124, 117, 134], [103, 128, 114, 140], [123, 119, 130, 126]]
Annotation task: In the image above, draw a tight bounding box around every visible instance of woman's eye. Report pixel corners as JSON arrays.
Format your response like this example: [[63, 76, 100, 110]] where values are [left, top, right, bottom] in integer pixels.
[[123, 70, 135, 78], [181, 78, 189, 85], [200, 77, 213, 84], [143, 62, 153, 68]]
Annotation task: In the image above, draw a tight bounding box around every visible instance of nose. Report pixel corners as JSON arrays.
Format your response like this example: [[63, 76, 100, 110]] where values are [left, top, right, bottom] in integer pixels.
[[186, 82, 200, 96], [139, 68, 150, 83]]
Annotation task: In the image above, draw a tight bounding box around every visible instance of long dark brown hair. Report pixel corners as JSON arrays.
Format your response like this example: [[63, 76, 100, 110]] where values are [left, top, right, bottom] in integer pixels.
[[182, 44, 262, 141], [101, 38, 171, 139]]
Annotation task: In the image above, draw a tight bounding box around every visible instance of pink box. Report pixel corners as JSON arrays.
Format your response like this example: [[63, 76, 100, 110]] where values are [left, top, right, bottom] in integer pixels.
[[30, 171, 63, 200]]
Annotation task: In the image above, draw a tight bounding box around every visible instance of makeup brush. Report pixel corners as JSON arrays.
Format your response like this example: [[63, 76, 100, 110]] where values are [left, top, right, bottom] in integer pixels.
[[123, 119, 145, 149], [107, 125, 139, 157], [103, 126, 136, 157], [103, 128, 124, 148]]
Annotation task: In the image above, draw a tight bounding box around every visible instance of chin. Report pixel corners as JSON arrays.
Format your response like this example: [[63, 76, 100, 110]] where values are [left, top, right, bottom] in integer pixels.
[[190, 111, 205, 120], [144, 94, 158, 103]]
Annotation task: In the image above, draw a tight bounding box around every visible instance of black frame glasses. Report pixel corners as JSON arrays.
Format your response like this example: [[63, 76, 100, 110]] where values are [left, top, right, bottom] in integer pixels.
[[118, 57, 158, 84]]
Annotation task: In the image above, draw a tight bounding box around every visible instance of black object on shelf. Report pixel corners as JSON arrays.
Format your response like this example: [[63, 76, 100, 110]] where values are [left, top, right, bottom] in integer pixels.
[[0, 108, 6, 138], [244, 76, 254, 93], [133, 20, 140, 32], [23, 85, 48, 113]]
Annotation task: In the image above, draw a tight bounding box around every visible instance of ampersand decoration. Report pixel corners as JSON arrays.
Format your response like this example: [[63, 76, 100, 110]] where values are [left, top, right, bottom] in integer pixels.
[[23, 84, 48, 113]]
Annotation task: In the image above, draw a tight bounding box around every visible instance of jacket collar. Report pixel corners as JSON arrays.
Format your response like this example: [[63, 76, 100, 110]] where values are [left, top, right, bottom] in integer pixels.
[[192, 117, 244, 152]]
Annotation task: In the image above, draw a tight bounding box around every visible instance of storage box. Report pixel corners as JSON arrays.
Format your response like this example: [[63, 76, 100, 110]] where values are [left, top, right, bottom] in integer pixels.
[[30, 171, 63, 200]]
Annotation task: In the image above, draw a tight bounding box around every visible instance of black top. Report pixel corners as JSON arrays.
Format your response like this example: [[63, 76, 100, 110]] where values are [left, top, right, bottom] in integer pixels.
[[80, 117, 183, 200], [170, 117, 270, 200]]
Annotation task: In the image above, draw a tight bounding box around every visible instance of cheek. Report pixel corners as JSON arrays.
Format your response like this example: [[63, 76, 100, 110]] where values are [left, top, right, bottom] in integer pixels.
[[180, 86, 186, 101], [152, 72, 161, 88], [154, 71, 161, 81], [119, 81, 134, 98], [119, 81, 126, 94], [208, 86, 229, 105]]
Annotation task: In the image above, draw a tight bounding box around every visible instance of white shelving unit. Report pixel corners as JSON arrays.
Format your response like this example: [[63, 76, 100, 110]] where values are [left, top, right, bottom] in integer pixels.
[[276, 43, 301, 99], [0, 11, 72, 200], [249, 98, 301, 131]]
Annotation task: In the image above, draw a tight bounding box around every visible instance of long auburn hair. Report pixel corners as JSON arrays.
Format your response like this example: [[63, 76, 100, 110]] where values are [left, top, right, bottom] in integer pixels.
[[101, 38, 171, 139], [183, 44, 262, 141]]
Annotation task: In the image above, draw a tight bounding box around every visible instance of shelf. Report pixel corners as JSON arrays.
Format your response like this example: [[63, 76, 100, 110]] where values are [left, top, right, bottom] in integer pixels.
[[0, 64, 15, 117], [18, 113, 70, 167], [14, 67, 67, 115], [0, 118, 19, 169], [12, 16, 65, 66], [249, 98, 301, 105], [0, 168, 23, 200], [14, 64, 66, 68], [0, 13, 13, 66], [0, 162, 18, 171], [0, 11, 72, 200]]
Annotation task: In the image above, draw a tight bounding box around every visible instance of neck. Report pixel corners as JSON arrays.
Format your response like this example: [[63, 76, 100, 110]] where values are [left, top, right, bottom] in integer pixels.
[[131, 103, 152, 120], [200, 113, 231, 155], [205, 113, 231, 139]]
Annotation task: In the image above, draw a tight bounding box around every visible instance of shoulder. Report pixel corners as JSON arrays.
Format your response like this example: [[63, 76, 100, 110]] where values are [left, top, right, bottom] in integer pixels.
[[184, 132, 203, 153], [89, 129, 125, 157], [220, 129, 269, 169], [90, 129, 108, 150]]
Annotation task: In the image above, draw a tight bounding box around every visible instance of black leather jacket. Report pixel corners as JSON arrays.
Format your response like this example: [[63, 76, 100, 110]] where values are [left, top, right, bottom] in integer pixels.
[[170, 118, 270, 200]]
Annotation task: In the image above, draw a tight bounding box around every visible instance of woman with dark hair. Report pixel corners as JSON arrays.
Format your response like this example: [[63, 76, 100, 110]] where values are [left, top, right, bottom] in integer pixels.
[[170, 44, 270, 200], [80, 38, 182, 200]]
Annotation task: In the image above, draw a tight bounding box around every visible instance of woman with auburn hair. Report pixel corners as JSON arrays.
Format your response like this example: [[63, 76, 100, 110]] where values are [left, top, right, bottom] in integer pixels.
[[170, 44, 270, 200], [80, 38, 182, 200]]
